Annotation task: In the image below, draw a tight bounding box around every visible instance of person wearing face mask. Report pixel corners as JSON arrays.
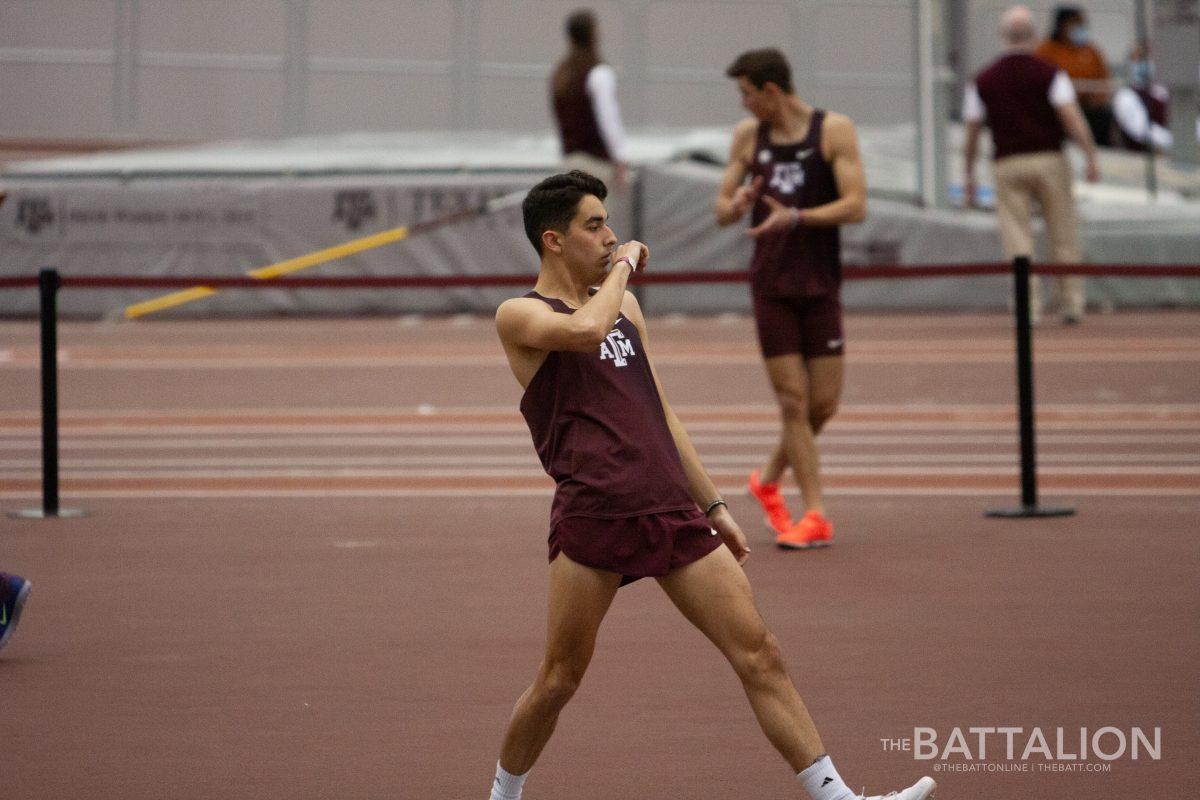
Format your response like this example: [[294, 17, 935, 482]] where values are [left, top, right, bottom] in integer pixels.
[[1113, 42, 1173, 153], [1036, 6, 1114, 144]]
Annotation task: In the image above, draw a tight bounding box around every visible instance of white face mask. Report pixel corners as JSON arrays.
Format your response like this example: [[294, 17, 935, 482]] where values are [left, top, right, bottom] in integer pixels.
[[1067, 26, 1090, 46]]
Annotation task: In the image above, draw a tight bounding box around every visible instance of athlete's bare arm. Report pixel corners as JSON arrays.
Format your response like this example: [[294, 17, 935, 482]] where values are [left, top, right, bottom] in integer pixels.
[[748, 113, 867, 236], [715, 118, 765, 226], [623, 292, 751, 564], [495, 241, 647, 388]]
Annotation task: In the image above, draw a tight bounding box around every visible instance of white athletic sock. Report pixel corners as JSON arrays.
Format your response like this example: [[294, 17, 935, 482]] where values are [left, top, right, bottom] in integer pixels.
[[797, 755, 856, 800], [489, 761, 528, 800]]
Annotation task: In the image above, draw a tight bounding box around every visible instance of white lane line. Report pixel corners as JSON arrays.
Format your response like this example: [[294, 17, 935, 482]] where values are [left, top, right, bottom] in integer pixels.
[[0, 435, 537, 450], [2, 352, 1199, 369], [2, 452, 1198, 469], [3, 433, 1200, 450], [2, 466, 1198, 479], [1, 487, 1196, 500], [4, 420, 1200, 436], [16, 402, 1200, 416]]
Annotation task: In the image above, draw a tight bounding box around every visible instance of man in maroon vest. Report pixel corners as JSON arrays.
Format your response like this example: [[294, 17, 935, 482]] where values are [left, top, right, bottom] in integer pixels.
[[486, 171, 933, 800], [714, 49, 868, 551], [963, 4, 1100, 325]]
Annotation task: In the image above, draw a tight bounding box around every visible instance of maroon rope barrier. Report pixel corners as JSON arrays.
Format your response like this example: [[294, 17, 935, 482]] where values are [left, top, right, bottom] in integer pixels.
[[1, 262, 1197, 292], [1032, 264, 1200, 277]]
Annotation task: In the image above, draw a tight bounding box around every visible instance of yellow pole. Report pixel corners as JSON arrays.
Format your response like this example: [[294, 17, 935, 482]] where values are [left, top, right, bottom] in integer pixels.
[[122, 225, 411, 319]]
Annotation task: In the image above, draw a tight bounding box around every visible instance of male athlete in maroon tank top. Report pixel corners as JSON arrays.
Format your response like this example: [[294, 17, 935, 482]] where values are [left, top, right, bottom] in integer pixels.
[[716, 49, 868, 550], [486, 171, 933, 800]]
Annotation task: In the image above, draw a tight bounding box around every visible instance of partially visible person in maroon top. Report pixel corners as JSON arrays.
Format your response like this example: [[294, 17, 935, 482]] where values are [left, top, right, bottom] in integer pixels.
[[1113, 41, 1173, 153], [485, 171, 934, 800], [549, 9, 630, 192]]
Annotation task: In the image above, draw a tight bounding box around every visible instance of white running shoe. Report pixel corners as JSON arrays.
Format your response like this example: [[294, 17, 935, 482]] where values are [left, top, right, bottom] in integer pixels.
[[860, 776, 936, 800]]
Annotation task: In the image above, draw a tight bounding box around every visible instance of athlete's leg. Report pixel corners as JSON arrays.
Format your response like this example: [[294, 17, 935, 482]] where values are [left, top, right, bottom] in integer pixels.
[[760, 441, 790, 485], [764, 353, 825, 514], [752, 295, 804, 488], [805, 355, 844, 435], [657, 546, 824, 771], [497, 553, 622, 775], [759, 355, 841, 488]]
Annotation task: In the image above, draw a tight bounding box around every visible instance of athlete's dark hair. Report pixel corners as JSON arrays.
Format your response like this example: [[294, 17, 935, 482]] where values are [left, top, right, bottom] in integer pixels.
[[522, 170, 608, 256], [1050, 6, 1084, 42], [726, 48, 793, 94]]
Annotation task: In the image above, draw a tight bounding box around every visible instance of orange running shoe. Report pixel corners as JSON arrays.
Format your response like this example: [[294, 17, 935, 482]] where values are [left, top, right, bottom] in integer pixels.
[[747, 470, 793, 535], [775, 510, 834, 550]]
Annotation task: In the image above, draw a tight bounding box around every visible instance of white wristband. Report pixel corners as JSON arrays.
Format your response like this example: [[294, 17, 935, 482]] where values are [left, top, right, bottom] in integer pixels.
[[615, 255, 638, 273]]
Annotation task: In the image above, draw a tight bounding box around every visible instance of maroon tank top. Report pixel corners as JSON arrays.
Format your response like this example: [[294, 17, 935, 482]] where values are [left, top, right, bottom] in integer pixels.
[[518, 291, 697, 527], [746, 111, 842, 298]]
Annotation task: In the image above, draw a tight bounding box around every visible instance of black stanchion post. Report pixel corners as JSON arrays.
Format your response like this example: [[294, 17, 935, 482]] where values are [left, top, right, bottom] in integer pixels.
[[986, 256, 1074, 519], [11, 269, 84, 519]]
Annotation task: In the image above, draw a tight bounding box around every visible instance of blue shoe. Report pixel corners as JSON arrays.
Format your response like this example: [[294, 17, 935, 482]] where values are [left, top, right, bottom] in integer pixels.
[[0, 573, 32, 652]]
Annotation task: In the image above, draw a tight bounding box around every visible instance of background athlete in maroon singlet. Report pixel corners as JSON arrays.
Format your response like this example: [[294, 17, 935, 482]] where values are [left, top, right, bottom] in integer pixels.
[[486, 172, 932, 800], [715, 49, 868, 551]]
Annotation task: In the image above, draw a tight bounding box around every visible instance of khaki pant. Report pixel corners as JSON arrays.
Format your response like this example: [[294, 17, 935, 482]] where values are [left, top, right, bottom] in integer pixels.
[[992, 151, 1086, 320]]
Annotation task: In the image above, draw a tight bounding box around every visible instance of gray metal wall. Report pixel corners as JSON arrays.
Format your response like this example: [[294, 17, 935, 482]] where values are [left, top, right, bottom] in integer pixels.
[[1, 0, 1144, 143], [1, 0, 920, 141]]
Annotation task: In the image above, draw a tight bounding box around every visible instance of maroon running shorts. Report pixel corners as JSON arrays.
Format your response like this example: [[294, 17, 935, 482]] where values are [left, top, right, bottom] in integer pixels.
[[548, 508, 723, 586], [752, 293, 845, 359]]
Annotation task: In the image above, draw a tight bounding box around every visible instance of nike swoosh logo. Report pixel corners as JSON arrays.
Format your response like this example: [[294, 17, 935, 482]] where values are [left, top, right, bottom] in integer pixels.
[[796, 148, 814, 160]]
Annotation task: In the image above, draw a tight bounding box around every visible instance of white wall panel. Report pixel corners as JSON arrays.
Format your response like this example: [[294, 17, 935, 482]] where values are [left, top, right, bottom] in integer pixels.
[[137, 0, 287, 54], [643, 79, 742, 127], [477, 1, 627, 61], [645, 1, 791, 70], [308, 0, 455, 60], [307, 72, 456, 132], [0, 63, 116, 137], [0, 0, 117, 48], [135, 68, 286, 139], [813, 3, 911, 74], [477, 74, 555, 132]]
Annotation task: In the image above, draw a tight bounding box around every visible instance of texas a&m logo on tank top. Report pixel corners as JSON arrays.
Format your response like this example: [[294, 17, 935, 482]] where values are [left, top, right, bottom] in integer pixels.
[[757, 146, 811, 195], [599, 320, 636, 367]]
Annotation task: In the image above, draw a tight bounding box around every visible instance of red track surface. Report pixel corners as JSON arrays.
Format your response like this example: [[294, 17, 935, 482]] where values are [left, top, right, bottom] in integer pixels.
[[1, 311, 1197, 799]]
